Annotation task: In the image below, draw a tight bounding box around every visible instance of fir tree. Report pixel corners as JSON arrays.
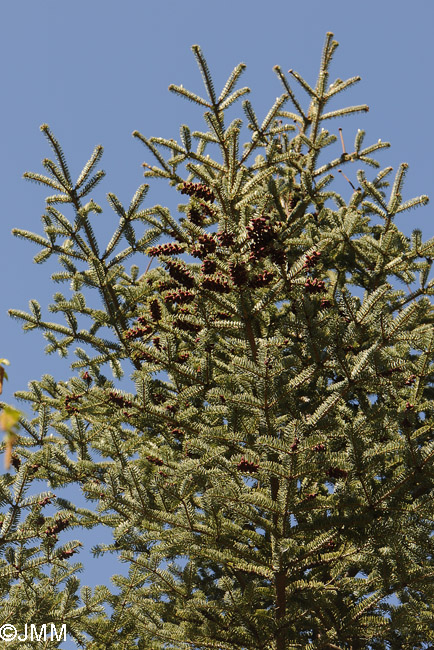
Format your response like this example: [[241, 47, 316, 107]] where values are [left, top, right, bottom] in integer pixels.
[[2, 33, 434, 649]]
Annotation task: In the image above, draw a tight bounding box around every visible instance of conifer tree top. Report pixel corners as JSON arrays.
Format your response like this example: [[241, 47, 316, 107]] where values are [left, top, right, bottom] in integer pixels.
[[2, 33, 434, 649]]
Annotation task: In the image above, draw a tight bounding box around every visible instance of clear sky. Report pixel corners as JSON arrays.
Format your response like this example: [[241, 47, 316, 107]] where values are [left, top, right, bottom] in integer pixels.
[[1, 1, 433, 646]]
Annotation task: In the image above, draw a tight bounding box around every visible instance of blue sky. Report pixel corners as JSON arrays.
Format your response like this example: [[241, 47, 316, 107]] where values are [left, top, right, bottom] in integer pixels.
[[1, 1, 434, 646]]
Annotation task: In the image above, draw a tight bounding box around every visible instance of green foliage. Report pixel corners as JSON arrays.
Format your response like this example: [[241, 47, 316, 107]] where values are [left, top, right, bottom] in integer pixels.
[[3, 33, 434, 649]]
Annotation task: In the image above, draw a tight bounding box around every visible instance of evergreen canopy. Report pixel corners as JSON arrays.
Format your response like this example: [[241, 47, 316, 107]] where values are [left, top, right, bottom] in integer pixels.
[[1, 33, 434, 649]]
